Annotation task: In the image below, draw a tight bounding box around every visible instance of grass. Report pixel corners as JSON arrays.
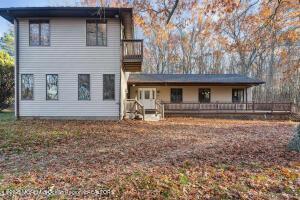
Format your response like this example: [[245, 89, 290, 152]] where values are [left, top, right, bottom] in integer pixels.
[[0, 110, 14, 122], [0, 118, 299, 199]]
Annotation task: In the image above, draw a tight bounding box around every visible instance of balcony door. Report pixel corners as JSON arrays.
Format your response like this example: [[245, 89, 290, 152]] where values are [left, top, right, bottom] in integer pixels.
[[138, 88, 156, 109]]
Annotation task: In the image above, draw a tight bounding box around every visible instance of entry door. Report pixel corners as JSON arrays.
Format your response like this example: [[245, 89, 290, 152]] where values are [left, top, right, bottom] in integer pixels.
[[138, 88, 156, 109]]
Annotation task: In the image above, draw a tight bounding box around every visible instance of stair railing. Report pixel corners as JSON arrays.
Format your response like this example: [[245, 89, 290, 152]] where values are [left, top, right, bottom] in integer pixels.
[[125, 99, 145, 120]]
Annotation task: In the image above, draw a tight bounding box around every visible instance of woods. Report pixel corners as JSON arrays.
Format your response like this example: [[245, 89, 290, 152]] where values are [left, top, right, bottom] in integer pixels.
[[81, 0, 300, 104]]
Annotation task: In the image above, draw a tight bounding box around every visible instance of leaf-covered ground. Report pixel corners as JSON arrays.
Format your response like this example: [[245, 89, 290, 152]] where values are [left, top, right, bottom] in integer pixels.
[[0, 117, 299, 199]]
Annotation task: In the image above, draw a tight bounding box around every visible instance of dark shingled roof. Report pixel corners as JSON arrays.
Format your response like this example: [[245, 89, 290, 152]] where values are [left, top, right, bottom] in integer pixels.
[[0, 7, 132, 23], [128, 74, 265, 86]]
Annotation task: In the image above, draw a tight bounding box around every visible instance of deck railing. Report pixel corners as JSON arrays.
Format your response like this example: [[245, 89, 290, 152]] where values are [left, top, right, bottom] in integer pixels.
[[122, 40, 143, 60], [163, 102, 293, 113]]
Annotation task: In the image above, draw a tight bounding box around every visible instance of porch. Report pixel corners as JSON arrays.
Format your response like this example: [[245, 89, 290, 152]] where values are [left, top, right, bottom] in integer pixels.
[[124, 74, 299, 120]]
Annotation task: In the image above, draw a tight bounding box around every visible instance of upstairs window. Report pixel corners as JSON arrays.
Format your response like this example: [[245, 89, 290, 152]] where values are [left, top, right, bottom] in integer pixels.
[[21, 74, 34, 100], [171, 88, 183, 103], [29, 20, 50, 46], [78, 74, 91, 100], [46, 74, 58, 100], [199, 88, 211, 103], [232, 89, 244, 103], [103, 74, 115, 100], [86, 20, 107, 46]]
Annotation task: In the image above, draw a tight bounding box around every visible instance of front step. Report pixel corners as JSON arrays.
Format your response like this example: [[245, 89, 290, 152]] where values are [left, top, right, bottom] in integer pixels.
[[144, 114, 161, 121]]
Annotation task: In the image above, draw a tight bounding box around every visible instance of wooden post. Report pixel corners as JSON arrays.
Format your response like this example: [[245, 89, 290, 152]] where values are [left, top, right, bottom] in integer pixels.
[[235, 103, 237, 112], [252, 101, 255, 112], [271, 101, 274, 113]]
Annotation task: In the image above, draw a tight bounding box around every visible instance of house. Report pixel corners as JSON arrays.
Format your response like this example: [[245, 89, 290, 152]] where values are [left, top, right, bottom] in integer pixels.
[[0, 7, 291, 120], [0, 7, 140, 120]]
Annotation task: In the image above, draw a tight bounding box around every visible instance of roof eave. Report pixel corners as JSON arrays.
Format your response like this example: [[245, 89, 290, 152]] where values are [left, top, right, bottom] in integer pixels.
[[128, 81, 265, 86], [0, 7, 133, 24]]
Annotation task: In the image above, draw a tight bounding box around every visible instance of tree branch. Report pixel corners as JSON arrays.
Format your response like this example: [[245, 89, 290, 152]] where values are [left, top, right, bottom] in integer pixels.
[[166, 0, 179, 24]]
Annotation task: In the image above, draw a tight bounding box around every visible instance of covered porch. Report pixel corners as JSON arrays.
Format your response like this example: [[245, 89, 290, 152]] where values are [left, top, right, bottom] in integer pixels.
[[125, 74, 294, 120]]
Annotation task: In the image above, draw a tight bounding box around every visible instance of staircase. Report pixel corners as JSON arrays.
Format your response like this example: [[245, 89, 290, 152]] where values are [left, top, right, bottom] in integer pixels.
[[124, 99, 164, 121]]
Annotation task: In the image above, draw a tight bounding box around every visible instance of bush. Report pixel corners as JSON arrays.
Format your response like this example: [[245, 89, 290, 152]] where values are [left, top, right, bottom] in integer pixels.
[[0, 51, 14, 111], [288, 124, 300, 152]]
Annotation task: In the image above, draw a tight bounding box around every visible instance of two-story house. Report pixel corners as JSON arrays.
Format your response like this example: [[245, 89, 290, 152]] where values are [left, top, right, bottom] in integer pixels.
[[0, 7, 143, 120], [2, 7, 282, 121]]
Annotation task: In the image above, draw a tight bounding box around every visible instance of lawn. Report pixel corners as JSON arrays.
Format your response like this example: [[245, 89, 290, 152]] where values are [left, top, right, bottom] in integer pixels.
[[0, 117, 299, 199]]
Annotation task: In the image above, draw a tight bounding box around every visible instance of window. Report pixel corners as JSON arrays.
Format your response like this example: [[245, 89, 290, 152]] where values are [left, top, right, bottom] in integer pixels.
[[46, 74, 58, 100], [199, 88, 211, 103], [144, 90, 150, 99], [103, 74, 115, 100], [21, 74, 34, 100], [78, 74, 90, 100], [86, 20, 107, 46], [29, 20, 50, 46], [171, 88, 183, 103], [232, 89, 244, 103]]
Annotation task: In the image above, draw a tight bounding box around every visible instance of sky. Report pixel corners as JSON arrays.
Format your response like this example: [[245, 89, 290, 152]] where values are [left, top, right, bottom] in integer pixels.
[[0, 0, 79, 37]]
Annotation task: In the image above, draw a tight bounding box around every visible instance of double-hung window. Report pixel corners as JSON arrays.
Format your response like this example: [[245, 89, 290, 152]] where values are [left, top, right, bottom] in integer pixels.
[[171, 88, 183, 103], [86, 20, 107, 46], [29, 20, 50, 46], [232, 89, 244, 103], [21, 74, 34, 100], [199, 88, 211, 103], [103, 74, 115, 100], [78, 74, 91, 100], [46, 74, 58, 100]]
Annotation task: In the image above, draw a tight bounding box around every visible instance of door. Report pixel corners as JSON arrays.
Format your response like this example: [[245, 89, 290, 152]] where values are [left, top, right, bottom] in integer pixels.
[[138, 88, 156, 109]]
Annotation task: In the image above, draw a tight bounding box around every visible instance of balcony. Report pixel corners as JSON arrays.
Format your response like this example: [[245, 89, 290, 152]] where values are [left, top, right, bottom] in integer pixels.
[[122, 40, 143, 72]]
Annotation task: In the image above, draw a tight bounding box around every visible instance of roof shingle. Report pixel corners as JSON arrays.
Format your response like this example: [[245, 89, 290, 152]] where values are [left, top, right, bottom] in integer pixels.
[[128, 74, 264, 85]]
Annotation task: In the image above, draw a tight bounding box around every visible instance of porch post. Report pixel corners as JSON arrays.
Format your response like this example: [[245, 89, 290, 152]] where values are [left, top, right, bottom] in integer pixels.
[[245, 88, 248, 110]]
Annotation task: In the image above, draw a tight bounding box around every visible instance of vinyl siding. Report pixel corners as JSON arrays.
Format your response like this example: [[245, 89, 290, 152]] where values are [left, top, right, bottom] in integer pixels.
[[130, 86, 253, 103], [18, 18, 121, 117]]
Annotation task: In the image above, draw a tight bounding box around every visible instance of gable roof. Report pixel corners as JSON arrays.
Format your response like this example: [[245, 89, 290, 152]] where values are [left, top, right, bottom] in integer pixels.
[[128, 74, 265, 86], [0, 7, 132, 23]]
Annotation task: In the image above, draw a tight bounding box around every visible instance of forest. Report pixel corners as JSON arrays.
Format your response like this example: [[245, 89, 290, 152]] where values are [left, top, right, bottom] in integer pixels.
[[0, 0, 299, 106], [81, 0, 300, 103]]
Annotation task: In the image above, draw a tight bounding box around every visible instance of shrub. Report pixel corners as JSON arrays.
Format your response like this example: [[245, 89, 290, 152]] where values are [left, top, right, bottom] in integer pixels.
[[0, 51, 14, 111], [288, 124, 300, 152]]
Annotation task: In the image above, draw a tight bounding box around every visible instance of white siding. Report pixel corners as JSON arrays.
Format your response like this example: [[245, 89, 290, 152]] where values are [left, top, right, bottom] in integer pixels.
[[18, 18, 121, 117], [130, 86, 253, 103]]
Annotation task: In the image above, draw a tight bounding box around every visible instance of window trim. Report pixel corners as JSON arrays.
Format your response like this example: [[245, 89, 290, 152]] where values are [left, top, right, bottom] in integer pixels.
[[199, 88, 211, 103], [103, 74, 115, 101], [232, 88, 245, 103], [86, 19, 107, 46], [78, 74, 91, 101], [21, 74, 34, 101], [29, 19, 50, 46], [170, 88, 183, 103], [46, 74, 59, 101]]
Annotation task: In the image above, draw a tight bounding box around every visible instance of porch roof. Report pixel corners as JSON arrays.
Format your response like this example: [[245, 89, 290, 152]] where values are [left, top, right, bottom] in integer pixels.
[[128, 74, 265, 86]]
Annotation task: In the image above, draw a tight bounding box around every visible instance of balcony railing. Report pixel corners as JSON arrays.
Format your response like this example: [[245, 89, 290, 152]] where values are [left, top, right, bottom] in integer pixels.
[[122, 39, 143, 60]]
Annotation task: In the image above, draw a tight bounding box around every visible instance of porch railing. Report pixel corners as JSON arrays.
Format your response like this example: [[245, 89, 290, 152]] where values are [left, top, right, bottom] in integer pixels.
[[162, 102, 293, 113], [124, 99, 145, 120], [155, 100, 165, 119], [122, 40, 143, 60]]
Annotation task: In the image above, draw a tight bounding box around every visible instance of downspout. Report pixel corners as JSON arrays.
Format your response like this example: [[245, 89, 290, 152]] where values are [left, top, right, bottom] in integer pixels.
[[15, 18, 20, 119], [119, 11, 122, 120]]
